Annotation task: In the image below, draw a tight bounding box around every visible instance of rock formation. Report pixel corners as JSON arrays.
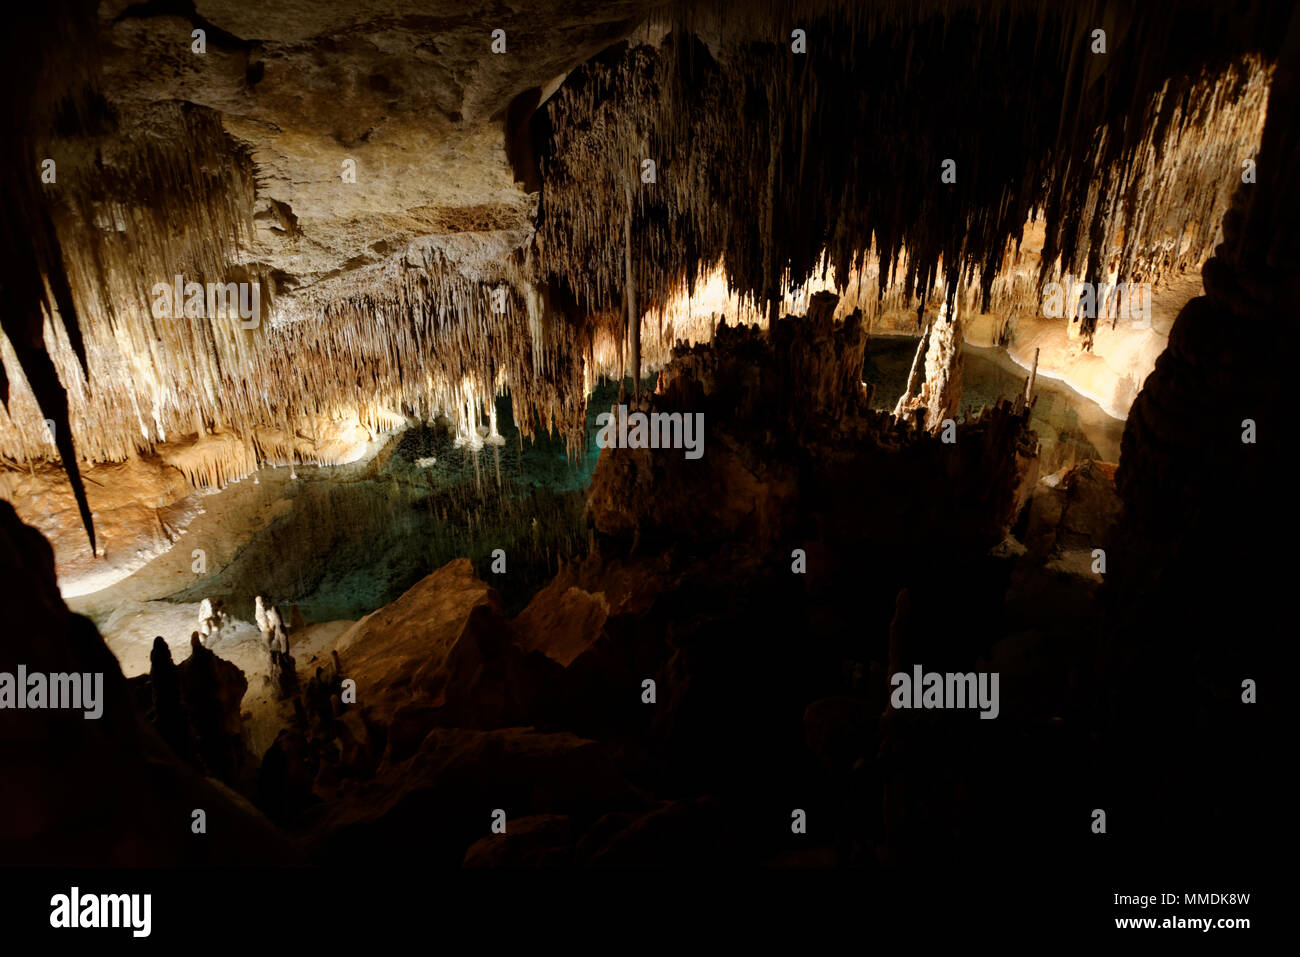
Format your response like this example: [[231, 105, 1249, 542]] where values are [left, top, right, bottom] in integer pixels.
[[0, 1, 1287, 565], [0, 501, 295, 865], [0, 0, 1289, 897], [893, 303, 964, 430]]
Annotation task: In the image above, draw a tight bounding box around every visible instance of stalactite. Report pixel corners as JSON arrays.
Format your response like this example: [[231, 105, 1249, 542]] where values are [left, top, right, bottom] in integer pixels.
[[535, 8, 1275, 352], [1, 1, 103, 550], [0, 102, 261, 468], [0, 0, 1284, 503]]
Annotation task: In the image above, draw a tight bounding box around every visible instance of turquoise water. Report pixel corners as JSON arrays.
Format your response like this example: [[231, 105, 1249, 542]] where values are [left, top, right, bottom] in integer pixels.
[[166, 378, 629, 622], [165, 346, 1119, 623]]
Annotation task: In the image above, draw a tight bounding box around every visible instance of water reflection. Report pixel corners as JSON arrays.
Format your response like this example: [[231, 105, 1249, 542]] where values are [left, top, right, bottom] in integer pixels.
[[862, 336, 1123, 470], [166, 344, 1120, 624]]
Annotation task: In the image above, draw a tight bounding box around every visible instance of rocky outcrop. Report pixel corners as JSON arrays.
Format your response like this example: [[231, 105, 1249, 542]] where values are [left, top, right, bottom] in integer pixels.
[[587, 302, 1037, 567], [332, 558, 502, 728], [131, 634, 254, 791], [1022, 460, 1120, 573], [0, 501, 297, 866]]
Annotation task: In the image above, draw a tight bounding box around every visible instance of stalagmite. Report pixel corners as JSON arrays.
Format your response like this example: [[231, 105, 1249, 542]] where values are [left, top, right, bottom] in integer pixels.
[[196, 598, 226, 648], [269, 606, 288, 657], [255, 595, 289, 656], [894, 302, 964, 432], [255, 596, 271, 645], [895, 324, 931, 418], [1025, 347, 1039, 404], [255, 597, 289, 657]]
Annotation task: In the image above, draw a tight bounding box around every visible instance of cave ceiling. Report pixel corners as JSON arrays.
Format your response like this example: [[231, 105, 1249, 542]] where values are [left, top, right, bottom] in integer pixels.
[[0, 0, 1289, 550], [98, 0, 659, 291]]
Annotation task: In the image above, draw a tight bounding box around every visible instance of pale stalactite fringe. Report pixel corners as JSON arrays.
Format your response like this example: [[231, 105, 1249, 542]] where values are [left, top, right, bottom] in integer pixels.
[[0, 4, 1279, 495], [536, 11, 1272, 350]]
